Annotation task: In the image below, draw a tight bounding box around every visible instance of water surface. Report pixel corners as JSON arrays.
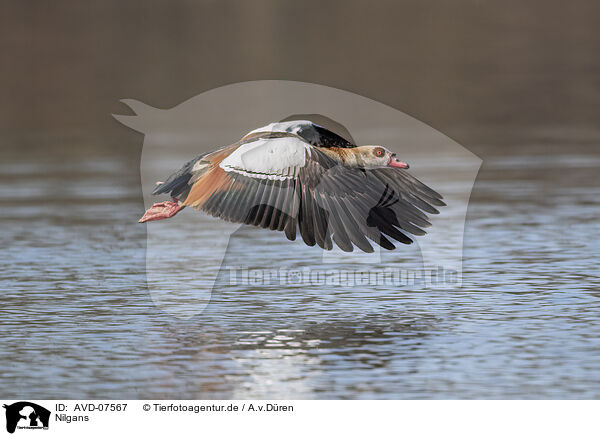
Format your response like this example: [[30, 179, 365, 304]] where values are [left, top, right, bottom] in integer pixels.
[[1, 134, 599, 399]]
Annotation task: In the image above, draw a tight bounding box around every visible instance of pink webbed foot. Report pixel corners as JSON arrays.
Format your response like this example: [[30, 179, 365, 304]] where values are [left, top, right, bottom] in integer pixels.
[[139, 199, 184, 223]]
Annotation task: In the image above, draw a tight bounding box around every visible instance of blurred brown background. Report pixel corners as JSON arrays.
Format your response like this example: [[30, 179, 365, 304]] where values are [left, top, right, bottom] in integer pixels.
[[2, 0, 599, 160]]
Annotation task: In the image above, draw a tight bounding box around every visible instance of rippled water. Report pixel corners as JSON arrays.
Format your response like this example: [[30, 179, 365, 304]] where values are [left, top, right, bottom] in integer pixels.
[[1, 135, 599, 399]]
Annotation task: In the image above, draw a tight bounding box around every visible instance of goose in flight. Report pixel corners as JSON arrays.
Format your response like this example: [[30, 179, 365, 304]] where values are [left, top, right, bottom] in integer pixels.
[[139, 120, 445, 252]]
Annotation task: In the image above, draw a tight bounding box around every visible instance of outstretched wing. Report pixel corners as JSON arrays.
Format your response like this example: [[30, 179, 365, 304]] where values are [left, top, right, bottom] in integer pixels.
[[174, 132, 444, 252]]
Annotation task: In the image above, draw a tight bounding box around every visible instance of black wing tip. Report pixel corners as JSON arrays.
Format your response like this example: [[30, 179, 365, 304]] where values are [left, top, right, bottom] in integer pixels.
[[419, 201, 443, 214], [332, 238, 407, 252], [328, 236, 423, 252]]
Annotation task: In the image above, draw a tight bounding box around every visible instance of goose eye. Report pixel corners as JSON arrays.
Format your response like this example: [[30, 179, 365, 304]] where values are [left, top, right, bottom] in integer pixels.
[[373, 148, 385, 157]]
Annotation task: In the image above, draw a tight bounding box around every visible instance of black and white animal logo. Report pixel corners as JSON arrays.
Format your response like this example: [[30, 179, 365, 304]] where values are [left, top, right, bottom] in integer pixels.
[[3, 402, 50, 434]]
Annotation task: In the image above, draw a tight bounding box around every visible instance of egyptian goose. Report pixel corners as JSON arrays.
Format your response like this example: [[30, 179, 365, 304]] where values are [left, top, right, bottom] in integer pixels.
[[139, 120, 445, 252]]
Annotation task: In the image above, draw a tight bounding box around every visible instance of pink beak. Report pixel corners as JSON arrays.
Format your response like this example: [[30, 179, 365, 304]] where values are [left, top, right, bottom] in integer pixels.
[[388, 154, 409, 169]]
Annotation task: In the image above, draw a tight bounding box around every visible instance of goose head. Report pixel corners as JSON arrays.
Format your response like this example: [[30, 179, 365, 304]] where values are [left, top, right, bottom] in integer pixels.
[[354, 146, 409, 169]]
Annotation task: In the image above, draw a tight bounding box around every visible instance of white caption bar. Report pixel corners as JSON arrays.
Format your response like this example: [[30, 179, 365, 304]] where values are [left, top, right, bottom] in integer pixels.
[[0, 400, 597, 436]]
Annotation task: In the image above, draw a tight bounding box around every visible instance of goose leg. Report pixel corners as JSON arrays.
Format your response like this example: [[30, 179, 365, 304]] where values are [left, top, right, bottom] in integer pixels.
[[139, 198, 185, 223]]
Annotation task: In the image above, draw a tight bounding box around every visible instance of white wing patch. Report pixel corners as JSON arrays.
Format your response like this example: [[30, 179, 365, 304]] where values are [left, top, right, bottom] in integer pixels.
[[220, 136, 309, 180]]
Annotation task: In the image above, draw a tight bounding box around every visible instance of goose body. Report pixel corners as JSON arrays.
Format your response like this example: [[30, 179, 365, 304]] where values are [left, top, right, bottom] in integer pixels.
[[139, 120, 445, 253]]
